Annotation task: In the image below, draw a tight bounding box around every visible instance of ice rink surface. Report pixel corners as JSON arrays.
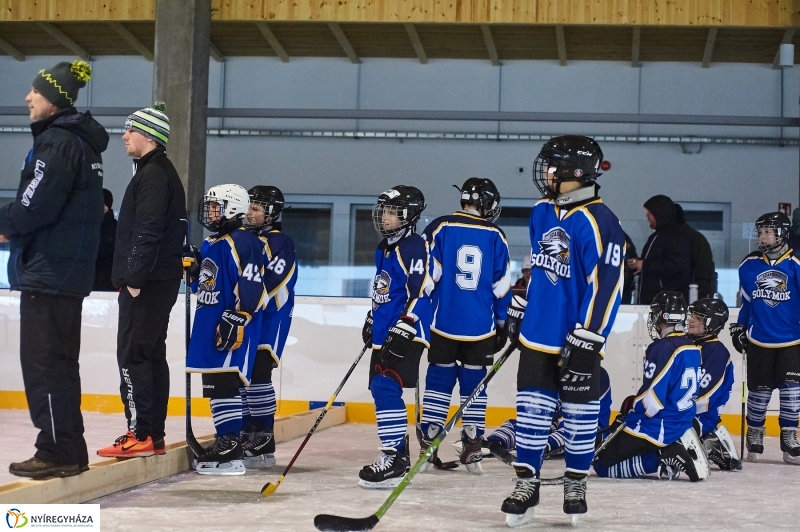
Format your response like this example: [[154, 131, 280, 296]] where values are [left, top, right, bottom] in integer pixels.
[[85, 423, 800, 532]]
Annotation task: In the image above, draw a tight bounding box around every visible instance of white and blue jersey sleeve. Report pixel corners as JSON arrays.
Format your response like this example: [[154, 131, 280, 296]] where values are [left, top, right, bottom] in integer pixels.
[[370, 233, 433, 349], [695, 339, 734, 435], [736, 249, 800, 347], [599, 366, 612, 429], [187, 228, 266, 384], [624, 333, 702, 447], [519, 199, 625, 353], [423, 212, 511, 340], [258, 230, 297, 365]]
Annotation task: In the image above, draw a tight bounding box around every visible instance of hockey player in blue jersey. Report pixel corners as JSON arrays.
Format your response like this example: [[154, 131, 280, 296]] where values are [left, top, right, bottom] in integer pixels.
[[500, 135, 625, 527], [417, 177, 512, 474], [729, 212, 800, 465], [239, 185, 297, 469], [686, 298, 741, 470], [186, 184, 266, 475], [358, 185, 433, 489], [593, 291, 708, 482]]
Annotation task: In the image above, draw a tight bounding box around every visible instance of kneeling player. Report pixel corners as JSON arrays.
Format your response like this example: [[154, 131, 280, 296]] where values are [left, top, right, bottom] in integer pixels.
[[359, 186, 432, 489], [186, 184, 265, 475], [240, 186, 297, 468], [686, 298, 740, 470], [593, 292, 709, 482]]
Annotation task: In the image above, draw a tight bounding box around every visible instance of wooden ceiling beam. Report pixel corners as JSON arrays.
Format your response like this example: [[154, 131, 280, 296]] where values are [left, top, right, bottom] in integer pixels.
[[328, 23, 360, 64], [702, 27, 717, 68], [404, 23, 427, 64], [36, 22, 91, 61], [255, 22, 289, 63], [0, 36, 24, 61], [556, 25, 567, 66], [480, 24, 500, 66], [631, 27, 641, 68], [209, 40, 224, 62], [773, 28, 796, 70], [107, 22, 153, 61]]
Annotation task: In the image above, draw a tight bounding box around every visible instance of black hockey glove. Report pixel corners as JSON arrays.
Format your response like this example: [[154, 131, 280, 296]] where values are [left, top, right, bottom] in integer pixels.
[[559, 328, 604, 384], [729, 323, 749, 354], [182, 244, 201, 282], [362, 311, 374, 346], [382, 316, 417, 361], [505, 295, 527, 342], [215, 310, 252, 351], [494, 320, 508, 352]]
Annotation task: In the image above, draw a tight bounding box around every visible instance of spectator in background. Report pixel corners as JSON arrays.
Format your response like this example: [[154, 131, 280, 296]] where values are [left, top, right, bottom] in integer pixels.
[[93, 189, 117, 291], [512, 255, 531, 289], [789, 207, 800, 252], [626, 195, 691, 305], [622, 233, 638, 304], [675, 204, 715, 299]]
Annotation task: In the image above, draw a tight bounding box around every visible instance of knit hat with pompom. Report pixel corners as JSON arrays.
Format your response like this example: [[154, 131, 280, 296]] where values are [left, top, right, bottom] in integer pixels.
[[124, 101, 170, 146], [32, 60, 91, 109]]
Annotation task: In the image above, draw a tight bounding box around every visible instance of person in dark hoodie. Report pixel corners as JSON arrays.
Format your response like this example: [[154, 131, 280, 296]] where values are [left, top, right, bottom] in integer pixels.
[[97, 102, 186, 458], [675, 204, 715, 299], [626, 195, 691, 305], [93, 189, 117, 291], [0, 60, 108, 479], [789, 208, 800, 252]]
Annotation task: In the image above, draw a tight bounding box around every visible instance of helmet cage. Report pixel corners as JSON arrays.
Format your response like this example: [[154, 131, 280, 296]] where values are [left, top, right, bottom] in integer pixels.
[[198, 197, 226, 232], [755, 222, 789, 254], [686, 300, 728, 341], [373, 202, 412, 238], [245, 198, 282, 231]]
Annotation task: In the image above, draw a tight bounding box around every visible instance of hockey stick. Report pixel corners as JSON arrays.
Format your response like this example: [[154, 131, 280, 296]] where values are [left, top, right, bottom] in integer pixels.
[[314, 341, 518, 532], [185, 266, 204, 458], [740, 351, 747, 461], [261, 344, 371, 496]]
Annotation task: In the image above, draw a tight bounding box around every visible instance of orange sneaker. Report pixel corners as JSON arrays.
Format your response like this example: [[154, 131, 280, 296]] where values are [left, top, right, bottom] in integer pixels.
[[153, 437, 166, 456], [97, 431, 155, 458]]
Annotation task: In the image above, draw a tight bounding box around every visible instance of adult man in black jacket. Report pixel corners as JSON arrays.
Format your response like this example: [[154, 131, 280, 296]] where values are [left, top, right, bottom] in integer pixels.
[[97, 103, 186, 458], [675, 204, 715, 299], [0, 60, 107, 478], [627, 195, 691, 305]]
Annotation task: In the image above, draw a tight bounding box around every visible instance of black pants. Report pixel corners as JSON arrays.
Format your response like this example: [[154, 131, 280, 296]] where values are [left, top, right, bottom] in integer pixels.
[[20, 291, 87, 466], [594, 428, 661, 467], [117, 279, 181, 440]]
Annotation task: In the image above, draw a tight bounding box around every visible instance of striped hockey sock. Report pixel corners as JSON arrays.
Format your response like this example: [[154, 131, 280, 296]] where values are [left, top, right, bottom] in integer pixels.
[[420, 363, 458, 435], [546, 426, 566, 453], [593, 452, 659, 478], [459, 364, 488, 437], [210, 396, 243, 437], [240, 387, 251, 427], [487, 419, 517, 450], [371, 375, 408, 453], [515, 388, 558, 472], [562, 400, 600, 474], [778, 382, 800, 428], [746, 389, 772, 427], [246, 382, 277, 431]]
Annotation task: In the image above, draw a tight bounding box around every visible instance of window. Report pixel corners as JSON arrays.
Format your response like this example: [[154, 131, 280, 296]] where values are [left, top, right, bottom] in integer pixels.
[[281, 205, 332, 266], [350, 205, 381, 266]]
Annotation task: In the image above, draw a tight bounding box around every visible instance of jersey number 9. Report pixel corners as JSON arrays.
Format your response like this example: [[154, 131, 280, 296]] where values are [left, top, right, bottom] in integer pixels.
[[456, 245, 482, 290]]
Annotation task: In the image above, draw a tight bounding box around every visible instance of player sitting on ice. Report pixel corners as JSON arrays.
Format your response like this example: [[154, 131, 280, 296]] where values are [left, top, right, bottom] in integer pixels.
[[186, 184, 266, 475], [485, 367, 612, 463], [685, 298, 741, 471], [593, 291, 709, 482], [359, 186, 433, 489], [239, 185, 297, 469]]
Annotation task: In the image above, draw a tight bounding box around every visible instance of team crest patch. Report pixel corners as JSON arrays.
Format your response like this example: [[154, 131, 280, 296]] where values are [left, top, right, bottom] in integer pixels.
[[534, 227, 571, 285], [372, 270, 392, 310], [197, 258, 221, 306], [753, 270, 790, 308]]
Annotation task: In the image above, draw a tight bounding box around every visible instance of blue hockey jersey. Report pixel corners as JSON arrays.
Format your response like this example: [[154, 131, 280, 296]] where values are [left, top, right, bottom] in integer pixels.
[[625, 333, 702, 447], [519, 198, 625, 353], [186, 228, 266, 385], [370, 232, 433, 349], [423, 212, 511, 340], [736, 249, 800, 347], [695, 337, 734, 434], [258, 228, 297, 365], [599, 366, 612, 429]]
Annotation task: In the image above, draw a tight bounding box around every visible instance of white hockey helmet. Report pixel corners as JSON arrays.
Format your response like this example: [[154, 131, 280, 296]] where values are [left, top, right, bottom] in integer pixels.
[[198, 184, 250, 232]]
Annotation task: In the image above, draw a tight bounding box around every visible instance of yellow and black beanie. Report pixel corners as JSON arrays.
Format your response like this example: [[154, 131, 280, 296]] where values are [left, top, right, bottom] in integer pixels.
[[31, 60, 91, 109], [124, 102, 170, 146]]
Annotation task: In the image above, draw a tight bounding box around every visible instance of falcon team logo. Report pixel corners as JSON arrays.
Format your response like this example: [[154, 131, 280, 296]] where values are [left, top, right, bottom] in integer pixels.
[[197, 258, 220, 306], [753, 270, 790, 308], [534, 227, 571, 285], [372, 270, 392, 310]]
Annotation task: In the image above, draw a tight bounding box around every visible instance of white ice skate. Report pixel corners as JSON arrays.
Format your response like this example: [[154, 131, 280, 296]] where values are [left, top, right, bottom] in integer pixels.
[[195, 459, 246, 475]]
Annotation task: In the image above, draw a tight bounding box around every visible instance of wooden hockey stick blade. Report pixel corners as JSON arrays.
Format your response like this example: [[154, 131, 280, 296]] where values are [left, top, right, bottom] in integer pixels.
[[314, 513, 380, 532]]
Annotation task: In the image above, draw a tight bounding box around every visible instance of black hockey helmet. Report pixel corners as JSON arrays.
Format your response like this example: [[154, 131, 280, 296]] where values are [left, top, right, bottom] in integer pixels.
[[533, 135, 603, 199], [755, 211, 791, 253], [246, 185, 285, 231], [372, 185, 426, 239], [457, 177, 502, 223], [687, 298, 729, 342], [647, 290, 687, 340]]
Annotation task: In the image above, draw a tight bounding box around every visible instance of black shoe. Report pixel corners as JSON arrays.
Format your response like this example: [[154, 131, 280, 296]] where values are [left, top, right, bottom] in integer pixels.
[[79, 463, 90, 473], [197, 434, 243, 463], [563, 471, 588, 515], [242, 431, 276, 467], [9, 457, 80, 479], [358, 438, 410, 489], [501, 465, 540, 528]]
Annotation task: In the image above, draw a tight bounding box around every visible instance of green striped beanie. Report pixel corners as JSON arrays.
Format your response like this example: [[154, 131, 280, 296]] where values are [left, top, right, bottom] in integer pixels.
[[125, 101, 169, 146]]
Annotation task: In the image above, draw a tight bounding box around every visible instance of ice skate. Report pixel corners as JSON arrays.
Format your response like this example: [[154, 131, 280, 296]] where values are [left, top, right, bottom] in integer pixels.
[[501, 465, 539, 528], [460, 425, 483, 474], [195, 434, 246, 476], [659, 427, 709, 482], [746, 426, 765, 462], [702, 426, 741, 471], [781, 427, 800, 465], [417, 424, 456, 472], [358, 443, 410, 489], [242, 430, 276, 468], [563, 471, 587, 525]]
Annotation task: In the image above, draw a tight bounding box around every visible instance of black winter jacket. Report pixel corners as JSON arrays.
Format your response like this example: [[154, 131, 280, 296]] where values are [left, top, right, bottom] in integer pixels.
[[638, 195, 692, 305], [93, 209, 117, 291], [0, 108, 108, 297], [112, 147, 186, 289]]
